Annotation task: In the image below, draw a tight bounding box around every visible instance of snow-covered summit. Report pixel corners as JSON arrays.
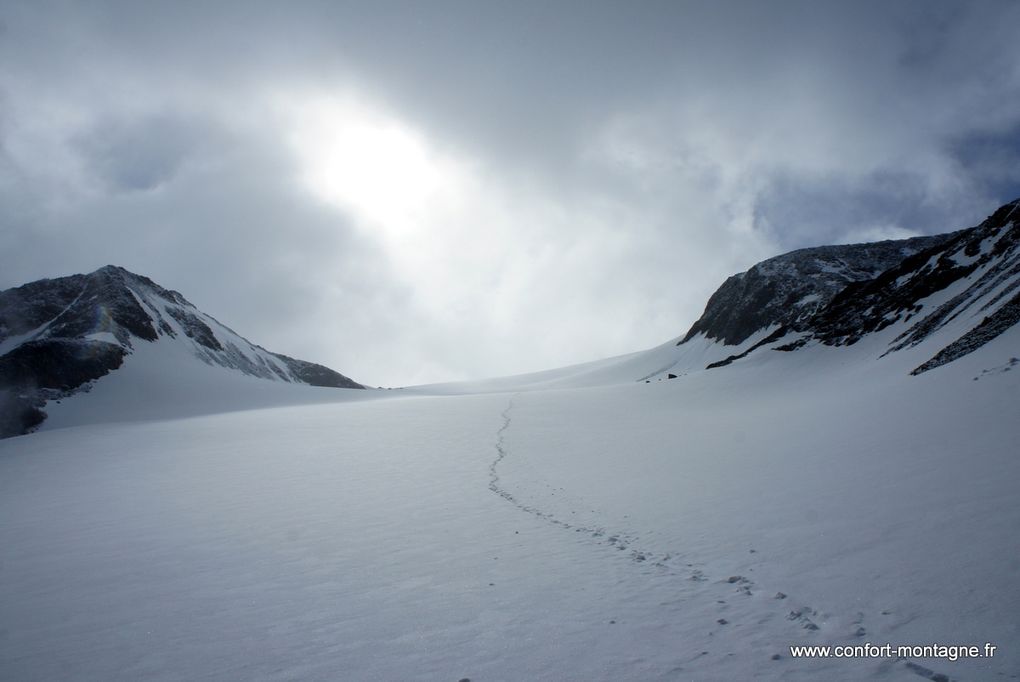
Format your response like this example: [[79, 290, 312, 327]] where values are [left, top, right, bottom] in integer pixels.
[[0, 265, 363, 437]]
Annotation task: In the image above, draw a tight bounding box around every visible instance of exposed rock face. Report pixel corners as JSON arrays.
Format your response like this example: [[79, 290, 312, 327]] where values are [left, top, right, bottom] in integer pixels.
[[810, 201, 1020, 358], [0, 339, 127, 437], [681, 234, 957, 346], [0, 265, 164, 347], [0, 265, 363, 437], [685, 198, 1020, 374]]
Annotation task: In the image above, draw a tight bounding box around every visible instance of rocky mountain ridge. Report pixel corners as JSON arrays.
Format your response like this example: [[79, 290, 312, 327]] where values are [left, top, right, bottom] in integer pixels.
[[684, 198, 1020, 375], [0, 265, 362, 437], [680, 233, 958, 347]]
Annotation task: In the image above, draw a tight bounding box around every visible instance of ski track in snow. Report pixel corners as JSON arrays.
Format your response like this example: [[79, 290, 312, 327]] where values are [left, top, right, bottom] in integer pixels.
[[487, 396, 961, 682]]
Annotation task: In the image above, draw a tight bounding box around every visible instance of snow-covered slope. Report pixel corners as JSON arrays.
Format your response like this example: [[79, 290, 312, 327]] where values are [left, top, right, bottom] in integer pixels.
[[810, 199, 1020, 373], [1, 321, 1017, 681], [0, 265, 363, 436]]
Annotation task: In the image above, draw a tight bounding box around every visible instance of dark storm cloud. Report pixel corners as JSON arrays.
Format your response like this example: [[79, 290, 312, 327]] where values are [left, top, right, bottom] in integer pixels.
[[755, 173, 953, 248], [72, 114, 202, 192], [1, 0, 1019, 384], [948, 123, 1020, 201]]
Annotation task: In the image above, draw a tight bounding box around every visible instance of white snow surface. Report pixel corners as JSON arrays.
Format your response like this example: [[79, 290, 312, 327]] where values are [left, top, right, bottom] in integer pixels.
[[2, 327, 1019, 681], [40, 334, 374, 431], [83, 331, 120, 345]]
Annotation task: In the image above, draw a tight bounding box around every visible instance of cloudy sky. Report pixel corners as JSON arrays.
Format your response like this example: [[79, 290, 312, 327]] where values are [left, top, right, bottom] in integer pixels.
[[2, 0, 1020, 385]]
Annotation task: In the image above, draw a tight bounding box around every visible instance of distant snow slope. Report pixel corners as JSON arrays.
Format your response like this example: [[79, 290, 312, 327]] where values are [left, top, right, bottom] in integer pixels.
[[39, 337, 380, 431], [0, 265, 363, 437]]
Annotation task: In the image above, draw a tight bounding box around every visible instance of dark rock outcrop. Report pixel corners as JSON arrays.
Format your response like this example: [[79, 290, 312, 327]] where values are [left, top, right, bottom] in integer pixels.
[[680, 234, 956, 346], [809, 200, 1020, 356], [272, 353, 365, 389], [685, 198, 1020, 374]]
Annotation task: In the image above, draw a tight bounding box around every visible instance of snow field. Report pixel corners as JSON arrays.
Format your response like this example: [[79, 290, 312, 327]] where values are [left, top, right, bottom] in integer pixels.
[[2, 320, 1018, 680]]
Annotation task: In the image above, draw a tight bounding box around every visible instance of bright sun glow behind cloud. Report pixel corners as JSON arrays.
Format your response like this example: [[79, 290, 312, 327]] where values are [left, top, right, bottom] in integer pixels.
[[271, 89, 700, 383], [283, 94, 464, 235]]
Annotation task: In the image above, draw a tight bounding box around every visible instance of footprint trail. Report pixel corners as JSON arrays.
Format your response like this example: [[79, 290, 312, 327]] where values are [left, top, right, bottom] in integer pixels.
[[486, 397, 960, 681]]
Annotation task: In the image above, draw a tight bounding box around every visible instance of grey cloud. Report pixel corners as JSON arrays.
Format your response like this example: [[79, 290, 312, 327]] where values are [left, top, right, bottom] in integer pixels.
[[72, 114, 201, 192], [755, 173, 955, 248], [948, 124, 1020, 200]]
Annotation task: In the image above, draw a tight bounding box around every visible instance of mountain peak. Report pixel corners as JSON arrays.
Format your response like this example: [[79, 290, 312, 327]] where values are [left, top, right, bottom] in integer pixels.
[[0, 268, 363, 437]]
